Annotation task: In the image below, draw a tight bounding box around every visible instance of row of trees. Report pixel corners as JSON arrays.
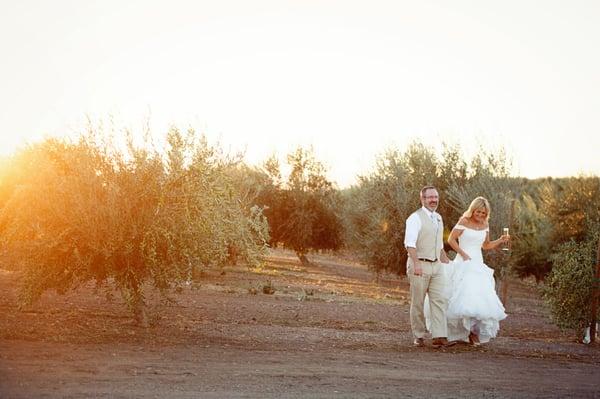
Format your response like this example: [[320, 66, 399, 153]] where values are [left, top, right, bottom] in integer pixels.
[[0, 127, 598, 335], [245, 141, 599, 335]]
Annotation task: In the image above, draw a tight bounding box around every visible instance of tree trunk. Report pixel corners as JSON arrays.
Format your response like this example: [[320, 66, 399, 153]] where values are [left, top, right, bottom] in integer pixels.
[[296, 252, 310, 265], [133, 299, 148, 327], [227, 244, 238, 266], [125, 283, 148, 327], [590, 239, 600, 343]]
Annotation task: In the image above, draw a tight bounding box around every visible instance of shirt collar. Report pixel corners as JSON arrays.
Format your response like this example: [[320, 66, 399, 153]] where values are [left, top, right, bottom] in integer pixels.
[[421, 206, 437, 218]]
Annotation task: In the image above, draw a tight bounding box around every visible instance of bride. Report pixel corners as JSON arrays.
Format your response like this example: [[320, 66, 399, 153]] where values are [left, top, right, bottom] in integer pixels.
[[444, 196, 509, 345]]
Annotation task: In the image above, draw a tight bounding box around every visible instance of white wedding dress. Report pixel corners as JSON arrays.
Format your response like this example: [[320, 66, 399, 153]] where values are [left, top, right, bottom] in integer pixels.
[[444, 225, 507, 343]]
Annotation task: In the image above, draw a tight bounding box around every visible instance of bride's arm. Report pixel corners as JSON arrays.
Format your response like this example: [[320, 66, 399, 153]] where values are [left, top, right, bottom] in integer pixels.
[[482, 230, 509, 250], [447, 228, 471, 260]]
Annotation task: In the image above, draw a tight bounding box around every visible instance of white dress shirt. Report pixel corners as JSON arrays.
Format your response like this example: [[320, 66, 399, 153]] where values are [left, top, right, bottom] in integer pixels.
[[404, 206, 440, 248]]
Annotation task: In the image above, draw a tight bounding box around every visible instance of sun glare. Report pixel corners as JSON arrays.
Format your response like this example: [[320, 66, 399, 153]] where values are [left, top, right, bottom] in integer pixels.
[[0, 2, 598, 185]]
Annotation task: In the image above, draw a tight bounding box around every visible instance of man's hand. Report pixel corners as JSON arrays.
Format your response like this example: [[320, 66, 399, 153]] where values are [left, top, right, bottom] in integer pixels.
[[413, 262, 423, 276], [406, 247, 422, 276]]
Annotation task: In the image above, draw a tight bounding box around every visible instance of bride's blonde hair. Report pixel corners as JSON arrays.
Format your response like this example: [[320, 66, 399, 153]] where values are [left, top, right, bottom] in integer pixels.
[[462, 196, 491, 222]]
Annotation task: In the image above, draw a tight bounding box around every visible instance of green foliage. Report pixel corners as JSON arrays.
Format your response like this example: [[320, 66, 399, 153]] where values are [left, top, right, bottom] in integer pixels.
[[0, 127, 268, 317], [344, 142, 439, 274], [435, 143, 469, 224], [506, 176, 600, 283], [538, 177, 600, 333], [510, 194, 553, 281], [540, 176, 600, 245], [542, 223, 599, 331]]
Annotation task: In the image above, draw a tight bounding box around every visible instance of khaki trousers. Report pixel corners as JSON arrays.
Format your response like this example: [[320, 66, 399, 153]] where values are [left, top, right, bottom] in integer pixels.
[[407, 259, 448, 339]]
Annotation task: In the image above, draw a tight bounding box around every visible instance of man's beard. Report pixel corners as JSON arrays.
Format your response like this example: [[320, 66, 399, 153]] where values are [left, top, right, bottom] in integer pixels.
[[427, 203, 438, 211]]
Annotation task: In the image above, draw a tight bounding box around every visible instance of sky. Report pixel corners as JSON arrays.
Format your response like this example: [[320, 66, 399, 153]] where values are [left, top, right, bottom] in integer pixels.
[[1, 0, 599, 187]]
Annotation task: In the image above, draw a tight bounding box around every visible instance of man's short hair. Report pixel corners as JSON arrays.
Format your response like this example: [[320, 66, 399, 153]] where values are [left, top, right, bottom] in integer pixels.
[[420, 185, 437, 198]]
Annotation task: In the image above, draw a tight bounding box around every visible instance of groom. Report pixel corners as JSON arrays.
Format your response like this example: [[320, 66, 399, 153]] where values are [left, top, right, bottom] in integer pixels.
[[404, 186, 451, 348]]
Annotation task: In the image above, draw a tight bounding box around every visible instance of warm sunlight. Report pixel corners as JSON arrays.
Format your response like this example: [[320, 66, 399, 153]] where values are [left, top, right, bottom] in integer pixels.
[[2, 4, 600, 397]]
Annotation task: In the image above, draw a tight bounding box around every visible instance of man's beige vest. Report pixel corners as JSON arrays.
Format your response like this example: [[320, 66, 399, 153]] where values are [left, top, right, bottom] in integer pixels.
[[415, 208, 443, 260]]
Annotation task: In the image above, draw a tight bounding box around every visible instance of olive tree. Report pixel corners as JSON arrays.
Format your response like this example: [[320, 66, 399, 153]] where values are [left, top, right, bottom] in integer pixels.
[[542, 222, 599, 333], [509, 193, 553, 282], [344, 142, 438, 274], [540, 176, 600, 337], [254, 147, 343, 264], [0, 127, 268, 324]]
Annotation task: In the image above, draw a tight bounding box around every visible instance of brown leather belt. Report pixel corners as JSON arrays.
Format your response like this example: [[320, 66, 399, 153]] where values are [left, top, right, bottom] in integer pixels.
[[418, 258, 437, 263]]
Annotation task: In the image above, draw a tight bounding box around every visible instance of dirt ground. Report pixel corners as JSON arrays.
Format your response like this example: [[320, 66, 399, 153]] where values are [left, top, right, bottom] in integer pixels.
[[1, 249, 599, 398]]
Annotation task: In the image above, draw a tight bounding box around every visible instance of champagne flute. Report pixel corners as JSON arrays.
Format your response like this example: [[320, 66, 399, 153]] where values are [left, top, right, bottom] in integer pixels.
[[502, 227, 510, 251]]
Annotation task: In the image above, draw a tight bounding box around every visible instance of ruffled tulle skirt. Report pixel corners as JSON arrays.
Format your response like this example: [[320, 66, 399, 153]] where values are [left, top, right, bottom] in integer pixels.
[[445, 260, 507, 343]]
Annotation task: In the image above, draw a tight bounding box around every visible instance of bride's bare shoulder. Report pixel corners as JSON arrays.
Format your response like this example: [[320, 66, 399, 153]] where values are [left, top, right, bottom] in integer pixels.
[[452, 218, 469, 231], [456, 217, 469, 227]]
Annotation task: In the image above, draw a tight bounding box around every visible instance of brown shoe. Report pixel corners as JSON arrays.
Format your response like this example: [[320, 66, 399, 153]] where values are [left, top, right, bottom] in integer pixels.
[[432, 337, 453, 348], [413, 338, 425, 347], [469, 332, 481, 347]]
